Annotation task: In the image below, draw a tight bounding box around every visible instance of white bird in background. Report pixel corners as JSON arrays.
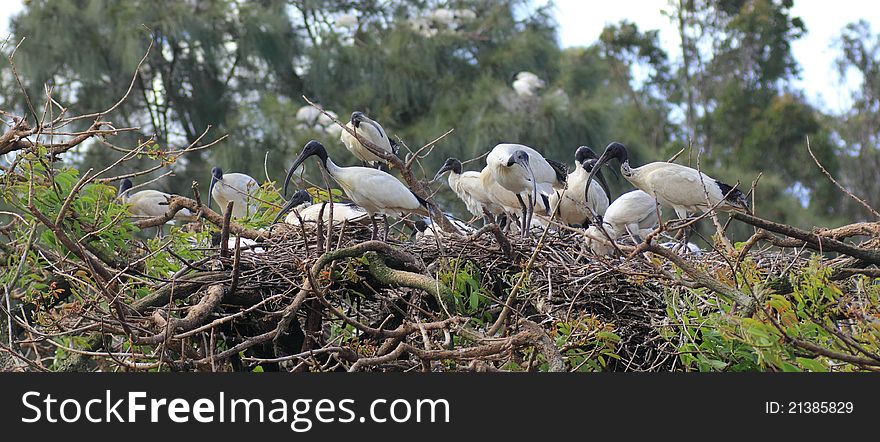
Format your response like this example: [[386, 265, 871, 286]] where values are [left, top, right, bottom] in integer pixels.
[[550, 146, 610, 226], [588, 142, 750, 221], [295, 105, 322, 124], [585, 189, 661, 255], [118, 178, 195, 236], [434, 158, 505, 223], [512, 71, 545, 97], [340, 111, 397, 167], [283, 140, 428, 240], [483, 143, 566, 236], [209, 167, 259, 219], [335, 14, 358, 29], [273, 188, 369, 226]]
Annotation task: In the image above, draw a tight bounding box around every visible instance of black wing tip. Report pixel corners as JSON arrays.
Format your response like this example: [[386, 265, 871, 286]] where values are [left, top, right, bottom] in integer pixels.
[[546, 158, 568, 183]]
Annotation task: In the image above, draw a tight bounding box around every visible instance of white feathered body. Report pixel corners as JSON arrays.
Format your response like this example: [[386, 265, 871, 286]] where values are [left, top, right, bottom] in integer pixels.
[[447, 170, 504, 218], [603, 190, 659, 239], [549, 163, 609, 225], [211, 173, 259, 219], [585, 190, 659, 256], [479, 167, 548, 217], [512, 71, 545, 97], [340, 120, 393, 164], [326, 159, 427, 217], [484, 143, 562, 196], [284, 202, 369, 226], [624, 162, 736, 219], [124, 190, 195, 221]]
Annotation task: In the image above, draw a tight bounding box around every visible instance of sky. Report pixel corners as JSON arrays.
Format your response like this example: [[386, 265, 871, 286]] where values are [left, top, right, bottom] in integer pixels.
[[545, 0, 873, 114], [0, 1, 874, 114]]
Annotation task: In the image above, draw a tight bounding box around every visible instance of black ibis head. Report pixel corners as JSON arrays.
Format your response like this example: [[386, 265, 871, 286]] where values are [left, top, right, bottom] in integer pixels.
[[433, 158, 463, 182], [208, 166, 224, 210], [284, 140, 328, 197], [118, 178, 133, 197], [574, 146, 599, 167], [272, 188, 313, 224], [505, 150, 531, 169], [585, 142, 628, 203], [716, 181, 751, 213]]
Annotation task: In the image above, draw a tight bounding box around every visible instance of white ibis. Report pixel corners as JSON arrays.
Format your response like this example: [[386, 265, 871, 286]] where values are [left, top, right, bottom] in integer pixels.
[[340, 111, 396, 167], [549, 146, 610, 226], [585, 189, 661, 255], [208, 167, 259, 219], [414, 215, 474, 241], [118, 178, 195, 236], [283, 140, 428, 240], [273, 189, 369, 226], [434, 158, 505, 224], [587, 142, 749, 221], [482, 143, 566, 237], [210, 232, 265, 254], [512, 71, 545, 97]]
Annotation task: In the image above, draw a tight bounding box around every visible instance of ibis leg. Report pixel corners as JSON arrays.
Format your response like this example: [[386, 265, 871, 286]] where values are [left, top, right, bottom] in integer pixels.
[[370, 215, 378, 241], [516, 194, 528, 238], [382, 214, 389, 241]]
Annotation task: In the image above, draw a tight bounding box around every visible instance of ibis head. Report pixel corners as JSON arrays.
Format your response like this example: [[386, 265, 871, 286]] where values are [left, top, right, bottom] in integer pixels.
[[350, 111, 385, 138], [433, 158, 463, 182], [586, 141, 628, 204], [505, 149, 531, 169], [118, 178, 133, 197], [574, 146, 599, 166], [284, 140, 328, 197], [272, 188, 313, 224]]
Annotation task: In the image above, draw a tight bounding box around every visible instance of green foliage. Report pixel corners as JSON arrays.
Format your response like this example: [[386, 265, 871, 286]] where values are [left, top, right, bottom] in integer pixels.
[[665, 259, 880, 372], [438, 260, 494, 325]]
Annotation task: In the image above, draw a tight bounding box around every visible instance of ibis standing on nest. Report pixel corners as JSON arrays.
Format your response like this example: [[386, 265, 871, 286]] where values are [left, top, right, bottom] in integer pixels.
[[434, 158, 505, 224], [118, 178, 195, 237], [340, 111, 398, 167], [208, 167, 259, 219], [549, 146, 610, 226], [282, 140, 428, 240], [482, 143, 567, 237], [586, 142, 749, 242], [273, 188, 369, 226]]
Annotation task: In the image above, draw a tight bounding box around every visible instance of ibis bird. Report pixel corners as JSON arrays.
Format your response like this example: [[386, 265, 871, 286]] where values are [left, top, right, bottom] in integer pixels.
[[283, 140, 428, 240], [482, 143, 566, 237], [208, 167, 259, 219], [549, 146, 610, 226], [414, 215, 474, 241], [340, 111, 397, 167], [585, 190, 660, 255], [273, 188, 369, 226], [210, 232, 265, 254], [434, 158, 505, 224], [512, 71, 545, 97], [117, 178, 195, 236], [587, 141, 749, 222]]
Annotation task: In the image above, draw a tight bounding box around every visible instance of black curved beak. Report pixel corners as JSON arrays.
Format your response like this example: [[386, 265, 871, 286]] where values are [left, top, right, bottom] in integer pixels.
[[432, 163, 453, 183], [584, 150, 614, 204], [283, 152, 310, 197], [207, 176, 218, 210], [513, 154, 538, 207], [273, 189, 312, 224], [583, 159, 612, 201]]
